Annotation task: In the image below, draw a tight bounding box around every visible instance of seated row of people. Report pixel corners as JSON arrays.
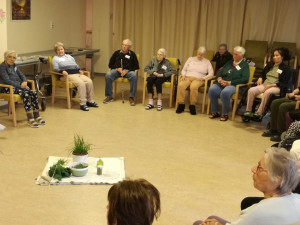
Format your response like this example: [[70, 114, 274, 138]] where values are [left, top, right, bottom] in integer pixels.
[[108, 146, 300, 225], [0, 39, 295, 128]]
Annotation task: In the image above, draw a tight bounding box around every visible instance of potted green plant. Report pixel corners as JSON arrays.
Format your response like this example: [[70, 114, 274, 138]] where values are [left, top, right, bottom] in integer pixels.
[[70, 134, 93, 163]]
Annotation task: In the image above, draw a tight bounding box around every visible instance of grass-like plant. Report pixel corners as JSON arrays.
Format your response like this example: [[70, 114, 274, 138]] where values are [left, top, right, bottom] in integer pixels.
[[71, 134, 93, 155]]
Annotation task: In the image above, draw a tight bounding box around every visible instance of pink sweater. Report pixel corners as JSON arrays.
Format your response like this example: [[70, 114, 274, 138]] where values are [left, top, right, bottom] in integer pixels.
[[181, 57, 214, 79]]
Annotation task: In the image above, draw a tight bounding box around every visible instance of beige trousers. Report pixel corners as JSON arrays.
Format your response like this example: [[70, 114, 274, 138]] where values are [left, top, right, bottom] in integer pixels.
[[60, 74, 94, 105], [177, 76, 204, 105], [246, 84, 280, 115]]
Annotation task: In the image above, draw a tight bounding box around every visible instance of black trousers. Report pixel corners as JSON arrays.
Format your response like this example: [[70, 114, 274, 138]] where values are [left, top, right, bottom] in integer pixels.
[[1, 87, 39, 112], [146, 76, 169, 95]]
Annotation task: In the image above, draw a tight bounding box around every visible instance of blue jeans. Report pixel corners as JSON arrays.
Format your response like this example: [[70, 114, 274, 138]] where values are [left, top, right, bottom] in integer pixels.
[[105, 69, 137, 98], [208, 84, 236, 116]]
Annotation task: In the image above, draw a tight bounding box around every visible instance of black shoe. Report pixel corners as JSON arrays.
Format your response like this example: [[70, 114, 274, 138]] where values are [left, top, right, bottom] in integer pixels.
[[87, 101, 99, 108], [80, 104, 89, 111], [262, 130, 277, 137], [270, 135, 281, 142], [176, 104, 185, 114], [189, 105, 196, 115]]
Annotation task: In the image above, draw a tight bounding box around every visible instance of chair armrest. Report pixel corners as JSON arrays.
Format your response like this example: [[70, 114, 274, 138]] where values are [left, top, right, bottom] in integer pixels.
[[49, 71, 64, 76], [204, 76, 216, 86], [0, 83, 14, 94], [82, 70, 90, 78], [27, 79, 36, 91], [296, 101, 300, 110], [144, 72, 149, 83]]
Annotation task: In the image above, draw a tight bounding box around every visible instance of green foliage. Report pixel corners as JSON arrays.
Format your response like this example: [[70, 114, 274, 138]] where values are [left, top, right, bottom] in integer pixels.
[[71, 134, 93, 155], [73, 163, 88, 169], [48, 159, 71, 181]]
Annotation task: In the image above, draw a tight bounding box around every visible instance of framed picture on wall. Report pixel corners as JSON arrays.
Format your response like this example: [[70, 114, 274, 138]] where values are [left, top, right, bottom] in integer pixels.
[[11, 0, 31, 20]]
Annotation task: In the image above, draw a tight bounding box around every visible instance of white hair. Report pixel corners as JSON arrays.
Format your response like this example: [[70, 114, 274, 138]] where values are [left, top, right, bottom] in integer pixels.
[[123, 39, 132, 46], [197, 46, 206, 54], [265, 147, 300, 194], [4, 50, 17, 58], [54, 42, 65, 52], [233, 46, 246, 56], [157, 48, 166, 57]]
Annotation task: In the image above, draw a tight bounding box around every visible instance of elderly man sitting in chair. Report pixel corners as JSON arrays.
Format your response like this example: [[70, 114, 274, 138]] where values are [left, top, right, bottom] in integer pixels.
[[103, 39, 139, 106]]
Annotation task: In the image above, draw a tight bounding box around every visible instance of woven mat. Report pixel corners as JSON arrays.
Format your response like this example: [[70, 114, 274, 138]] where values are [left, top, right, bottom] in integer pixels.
[[36, 156, 125, 185]]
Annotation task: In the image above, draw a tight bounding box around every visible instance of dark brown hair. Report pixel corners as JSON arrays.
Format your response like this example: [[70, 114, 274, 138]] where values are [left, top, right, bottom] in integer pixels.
[[107, 179, 161, 225]]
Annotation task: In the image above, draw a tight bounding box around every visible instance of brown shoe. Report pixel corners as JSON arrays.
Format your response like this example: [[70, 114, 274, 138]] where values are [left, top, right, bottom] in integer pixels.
[[103, 97, 114, 104], [129, 97, 135, 106]]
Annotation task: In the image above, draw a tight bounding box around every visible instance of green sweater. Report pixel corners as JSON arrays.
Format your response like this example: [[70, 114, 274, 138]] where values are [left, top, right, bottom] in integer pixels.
[[216, 59, 250, 86]]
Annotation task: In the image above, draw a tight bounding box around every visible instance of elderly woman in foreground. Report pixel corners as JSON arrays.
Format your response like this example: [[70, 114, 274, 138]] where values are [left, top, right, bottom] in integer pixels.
[[52, 42, 98, 111], [193, 147, 300, 225], [208, 46, 249, 121], [144, 48, 176, 111], [0, 50, 45, 128], [176, 46, 214, 115], [107, 179, 161, 225]]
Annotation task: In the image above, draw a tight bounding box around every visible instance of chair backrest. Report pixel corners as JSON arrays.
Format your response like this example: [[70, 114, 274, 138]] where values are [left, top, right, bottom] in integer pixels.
[[166, 57, 178, 70], [244, 40, 268, 70], [249, 66, 256, 83], [48, 56, 54, 71]]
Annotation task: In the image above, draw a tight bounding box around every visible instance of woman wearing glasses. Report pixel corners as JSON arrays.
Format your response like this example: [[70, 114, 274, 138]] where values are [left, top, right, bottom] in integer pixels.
[[193, 148, 300, 225], [0, 50, 45, 128]]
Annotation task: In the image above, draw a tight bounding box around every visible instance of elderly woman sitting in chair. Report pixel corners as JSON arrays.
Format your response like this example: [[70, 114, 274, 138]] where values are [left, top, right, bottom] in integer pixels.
[[144, 48, 176, 111], [0, 50, 45, 128], [52, 42, 98, 111], [176, 46, 214, 115], [193, 147, 300, 225]]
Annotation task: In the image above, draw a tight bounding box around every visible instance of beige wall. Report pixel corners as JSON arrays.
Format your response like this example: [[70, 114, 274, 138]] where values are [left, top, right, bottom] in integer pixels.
[[92, 0, 110, 73], [0, 1, 8, 61], [6, 0, 86, 53]]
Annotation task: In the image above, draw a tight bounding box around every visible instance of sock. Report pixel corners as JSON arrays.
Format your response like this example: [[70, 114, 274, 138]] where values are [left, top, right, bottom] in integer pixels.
[[157, 100, 162, 106], [148, 99, 154, 105], [27, 112, 33, 120], [33, 111, 40, 119]]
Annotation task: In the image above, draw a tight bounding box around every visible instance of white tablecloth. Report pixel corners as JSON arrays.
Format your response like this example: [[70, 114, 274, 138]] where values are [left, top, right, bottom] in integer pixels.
[[36, 156, 125, 185]]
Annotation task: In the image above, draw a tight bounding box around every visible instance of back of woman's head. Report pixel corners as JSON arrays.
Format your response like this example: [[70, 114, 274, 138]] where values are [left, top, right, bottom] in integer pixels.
[[107, 179, 161, 225], [265, 147, 300, 194], [273, 47, 292, 61]]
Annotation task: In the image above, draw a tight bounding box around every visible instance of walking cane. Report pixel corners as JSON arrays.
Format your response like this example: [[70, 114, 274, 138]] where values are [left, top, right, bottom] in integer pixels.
[[121, 59, 125, 103]]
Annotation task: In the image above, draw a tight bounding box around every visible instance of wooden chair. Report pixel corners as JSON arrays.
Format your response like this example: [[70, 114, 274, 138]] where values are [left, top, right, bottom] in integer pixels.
[[48, 56, 90, 109], [206, 66, 256, 121], [113, 54, 139, 99], [142, 57, 178, 108], [0, 80, 35, 127]]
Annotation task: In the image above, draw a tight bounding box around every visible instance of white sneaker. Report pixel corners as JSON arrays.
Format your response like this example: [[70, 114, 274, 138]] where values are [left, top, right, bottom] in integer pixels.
[[0, 124, 6, 132]]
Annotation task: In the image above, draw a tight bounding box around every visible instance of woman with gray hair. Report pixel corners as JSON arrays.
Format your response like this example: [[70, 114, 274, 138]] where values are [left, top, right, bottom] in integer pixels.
[[208, 46, 249, 121], [193, 147, 300, 225], [52, 42, 98, 111], [176, 46, 214, 115], [144, 48, 176, 111], [0, 50, 45, 128]]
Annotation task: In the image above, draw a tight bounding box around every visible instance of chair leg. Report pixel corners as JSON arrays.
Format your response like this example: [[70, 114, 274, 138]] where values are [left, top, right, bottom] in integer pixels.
[[232, 99, 238, 121], [207, 99, 211, 115], [169, 86, 173, 108], [113, 81, 117, 99], [142, 82, 146, 105], [51, 85, 55, 104], [10, 101, 17, 127], [66, 88, 71, 109], [202, 91, 207, 113]]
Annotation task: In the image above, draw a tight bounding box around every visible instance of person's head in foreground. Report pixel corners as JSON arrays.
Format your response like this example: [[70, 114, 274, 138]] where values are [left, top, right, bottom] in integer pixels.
[[107, 179, 161, 225], [252, 147, 299, 197]]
